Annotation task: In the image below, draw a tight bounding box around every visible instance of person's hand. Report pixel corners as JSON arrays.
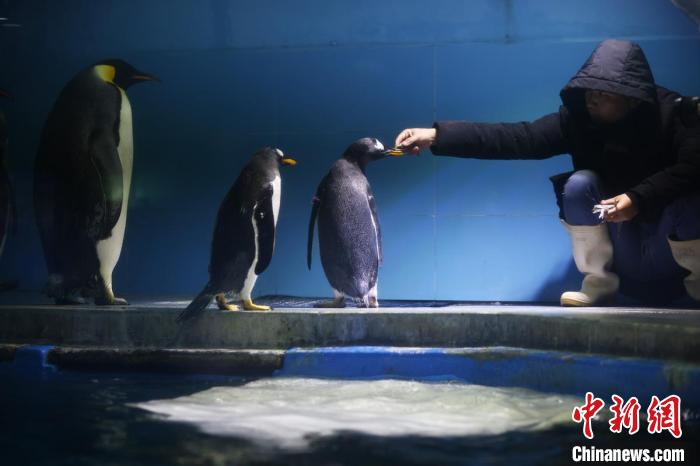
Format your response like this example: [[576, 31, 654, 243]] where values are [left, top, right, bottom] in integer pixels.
[[600, 194, 638, 223], [394, 128, 436, 154]]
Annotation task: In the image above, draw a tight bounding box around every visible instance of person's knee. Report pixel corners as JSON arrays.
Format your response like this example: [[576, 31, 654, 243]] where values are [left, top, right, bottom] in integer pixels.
[[665, 194, 700, 240], [562, 170, 602, 225], [563, 170, 601, 202]]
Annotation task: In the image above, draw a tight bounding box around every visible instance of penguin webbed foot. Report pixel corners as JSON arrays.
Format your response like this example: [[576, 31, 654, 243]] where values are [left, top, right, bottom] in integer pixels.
[[355, 295, 379, 309], [216, 294, 240, 311], [95, 296, 129, 306], [55, 294, 89, 305], [52, 283, 89, 305], [242, 299, 272, 311]]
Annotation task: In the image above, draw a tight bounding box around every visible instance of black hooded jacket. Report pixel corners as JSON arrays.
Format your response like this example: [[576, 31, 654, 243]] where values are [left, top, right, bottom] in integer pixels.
[[430, 39, 700, 220]]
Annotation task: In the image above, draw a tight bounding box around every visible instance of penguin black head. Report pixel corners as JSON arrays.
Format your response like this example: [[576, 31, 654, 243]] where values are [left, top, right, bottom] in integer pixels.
[[254, 146, 297, 168], [342, 137, 405, 167], [93, 59, 160, 90]]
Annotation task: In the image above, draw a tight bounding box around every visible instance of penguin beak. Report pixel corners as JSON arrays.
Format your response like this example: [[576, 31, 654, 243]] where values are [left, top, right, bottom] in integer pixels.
[[131, 72, 161, 84], [281, 158, 297, 166], [0, 89, 11, 99], [383, 148, 406, 157]]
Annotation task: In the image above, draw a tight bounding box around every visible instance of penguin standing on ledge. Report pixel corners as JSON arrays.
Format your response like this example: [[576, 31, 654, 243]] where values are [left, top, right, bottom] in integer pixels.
[[0, 89, 17, 288], [308, 138, 405, 308], [177, 147, 297, 323], [34, 60, 158, 305]]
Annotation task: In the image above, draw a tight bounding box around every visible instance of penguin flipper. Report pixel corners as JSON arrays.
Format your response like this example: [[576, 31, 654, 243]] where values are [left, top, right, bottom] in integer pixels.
[[307, 176, 328, 270], [254, 186, 276, 275], [367, 188, 383, 266], [81, 130, 123, 240], [307, 194, 320, 270]]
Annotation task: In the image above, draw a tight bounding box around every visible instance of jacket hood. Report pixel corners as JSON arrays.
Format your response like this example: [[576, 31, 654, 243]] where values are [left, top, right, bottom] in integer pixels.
[[560, 39, 657, 114]]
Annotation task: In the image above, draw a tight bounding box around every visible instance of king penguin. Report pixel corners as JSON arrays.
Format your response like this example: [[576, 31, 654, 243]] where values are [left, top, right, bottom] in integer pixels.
[[177, 147, 297, 323], [0, 89, 16, 273], [34, 60, 158, 305], [307, 138, 404, 308]]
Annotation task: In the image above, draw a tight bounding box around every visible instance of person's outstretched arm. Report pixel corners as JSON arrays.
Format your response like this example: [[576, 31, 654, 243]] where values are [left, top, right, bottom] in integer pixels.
[[395, 111, 569, 160]]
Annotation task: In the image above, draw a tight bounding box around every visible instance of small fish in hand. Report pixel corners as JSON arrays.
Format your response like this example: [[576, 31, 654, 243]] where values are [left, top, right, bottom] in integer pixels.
[[592, 204, 614, 220]]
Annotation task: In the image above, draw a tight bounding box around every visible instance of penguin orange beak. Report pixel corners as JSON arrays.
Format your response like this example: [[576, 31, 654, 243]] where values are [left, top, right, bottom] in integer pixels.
[[282, 158, 297, 166], [383, 148, 406, 157], [0, 88, 11, 99]]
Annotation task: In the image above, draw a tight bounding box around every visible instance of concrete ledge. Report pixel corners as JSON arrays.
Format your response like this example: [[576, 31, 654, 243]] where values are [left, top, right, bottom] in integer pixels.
[[47, 347, 284, 375], [1, 304, 699, 362]]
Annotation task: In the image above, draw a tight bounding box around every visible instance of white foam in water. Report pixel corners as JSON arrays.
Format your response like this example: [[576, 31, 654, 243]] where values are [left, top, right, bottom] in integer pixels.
[[135, 378, 581, 449]]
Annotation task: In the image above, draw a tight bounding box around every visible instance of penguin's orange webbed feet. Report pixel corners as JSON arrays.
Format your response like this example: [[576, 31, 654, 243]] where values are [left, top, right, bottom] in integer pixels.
[[243, 299, 271, 311], [216, 294, 240, 311]]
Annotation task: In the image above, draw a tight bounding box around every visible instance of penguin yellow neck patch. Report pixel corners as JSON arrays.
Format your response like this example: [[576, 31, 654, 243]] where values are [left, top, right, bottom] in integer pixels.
[[94, 65, 116, 84]]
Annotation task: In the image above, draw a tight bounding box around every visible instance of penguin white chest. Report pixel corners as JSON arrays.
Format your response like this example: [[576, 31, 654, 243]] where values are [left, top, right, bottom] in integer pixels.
[[271, 175, 281, 227], [240, 176, 280, 299], [95, 89, 133, 282], [117, 90, 134, 203]]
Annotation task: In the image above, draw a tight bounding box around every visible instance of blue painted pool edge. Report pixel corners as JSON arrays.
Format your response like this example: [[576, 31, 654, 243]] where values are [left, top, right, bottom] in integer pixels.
[[276, 347, 700, 410], [2, 345, 698, 411], [9, 345, 57, 373]]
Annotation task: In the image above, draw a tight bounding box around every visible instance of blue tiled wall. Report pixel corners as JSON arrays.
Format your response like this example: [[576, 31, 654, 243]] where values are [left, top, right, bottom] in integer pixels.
[[1, 1, 698, 301]]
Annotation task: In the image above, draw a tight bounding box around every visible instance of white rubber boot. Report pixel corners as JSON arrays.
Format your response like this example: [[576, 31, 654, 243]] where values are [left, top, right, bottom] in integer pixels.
[[560, 220, 619, 306], [668, 237, 700, 302]]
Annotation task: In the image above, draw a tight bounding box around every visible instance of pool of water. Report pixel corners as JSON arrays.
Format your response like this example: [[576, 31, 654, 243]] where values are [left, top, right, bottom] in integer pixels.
[[136, 378, 580, 449], [2, 369, 698, 465]]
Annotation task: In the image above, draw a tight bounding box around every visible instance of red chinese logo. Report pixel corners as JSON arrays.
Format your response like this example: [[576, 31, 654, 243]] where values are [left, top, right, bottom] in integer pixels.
[[573, 393, 683, 439], [609, 394, 641, 435], [647, 395, 682, 438], [572, 392, 606, 439]]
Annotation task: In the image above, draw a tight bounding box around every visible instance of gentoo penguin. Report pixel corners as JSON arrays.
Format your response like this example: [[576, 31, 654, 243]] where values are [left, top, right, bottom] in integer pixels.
[[0, 89, 16, 271], [307, 138, 404, 308], [34, 60, 158, 305], [177, 147, 297, 322]]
